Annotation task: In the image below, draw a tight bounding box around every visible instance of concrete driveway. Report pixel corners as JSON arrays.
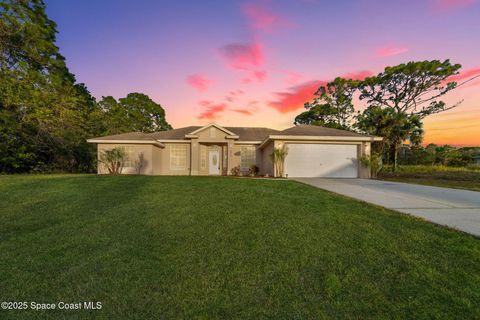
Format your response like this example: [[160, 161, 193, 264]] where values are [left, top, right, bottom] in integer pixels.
[[295, 178, 480, 237]]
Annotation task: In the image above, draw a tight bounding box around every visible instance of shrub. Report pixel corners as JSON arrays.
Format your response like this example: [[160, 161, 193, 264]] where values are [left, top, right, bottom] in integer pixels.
[[230, 165, 241, 176], [359, 153, 382, 178], [248, 165, 259, 176], [466, 163, 480, 171], [99, 147, 126, 175], [378, 164, 480, 182]]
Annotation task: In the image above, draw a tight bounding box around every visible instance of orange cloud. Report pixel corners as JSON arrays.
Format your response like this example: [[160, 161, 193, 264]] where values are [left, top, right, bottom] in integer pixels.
[[375, 46, 409, 57], [242, 3, 294, 32], [269, 70, 373, 113], [219, 42, 264, 70], [197, 101, 227, 120], [186, 74, 213, 92]]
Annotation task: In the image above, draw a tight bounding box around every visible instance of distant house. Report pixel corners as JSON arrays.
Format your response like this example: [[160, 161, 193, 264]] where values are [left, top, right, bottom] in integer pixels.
[[473, 156, 480, 165], [87, 123, 382, 178]]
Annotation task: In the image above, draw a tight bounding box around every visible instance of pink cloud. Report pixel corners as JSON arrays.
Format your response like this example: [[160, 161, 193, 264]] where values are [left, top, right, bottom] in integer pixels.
[[341, 70, 374, 80], [435, 0, 476, 11], [240, 70, 268, 84], [269, 80, 326, 113], [252, 70, 268, 82], [186, 74, 213, 92], [242, 3, 294, 32], [241, 77, 253, 84], [225, 89, 247, 102], [219, 42, 264, 70], [269, 70, 373, 113], [285, 71, 304, 85], [197, 101, 227, 120], [232, 109, 254, 116], [447, 66, 480, 83], [375, 46, 409, 58]]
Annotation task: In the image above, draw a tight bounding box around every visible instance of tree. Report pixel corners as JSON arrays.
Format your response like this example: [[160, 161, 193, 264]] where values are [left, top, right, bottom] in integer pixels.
[[99, 93, 172, 135], [355, 106, 424, 166], [99, 147, 126, 175], [356, 60, 462, 168], [0, 0, 99, 173], [295, 77, 357, 130], [270, 145, 288, 177], [0, 1, 173, 173]]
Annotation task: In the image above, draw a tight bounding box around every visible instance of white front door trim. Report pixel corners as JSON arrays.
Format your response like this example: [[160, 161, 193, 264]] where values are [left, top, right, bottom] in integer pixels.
[[209, 150, 220, 175]]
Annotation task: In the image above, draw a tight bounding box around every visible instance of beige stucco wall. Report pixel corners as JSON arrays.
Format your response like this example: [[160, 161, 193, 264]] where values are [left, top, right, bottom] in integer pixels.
[[154, 142, 191, 175], [95, 136, 372, 178], [359, 142, 371, 178], [260, 141, 274, 176], [229, 144, 264, 175], [195, 126, 230, 141], [97, 143, 155, 175]]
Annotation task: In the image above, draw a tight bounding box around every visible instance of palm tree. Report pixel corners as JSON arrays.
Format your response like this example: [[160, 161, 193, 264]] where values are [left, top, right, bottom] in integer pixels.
[[271, 145, 288, 177]]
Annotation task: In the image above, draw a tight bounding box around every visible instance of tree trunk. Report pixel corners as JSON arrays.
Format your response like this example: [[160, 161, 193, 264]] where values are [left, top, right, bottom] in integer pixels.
[[393, 143, 399, 172]]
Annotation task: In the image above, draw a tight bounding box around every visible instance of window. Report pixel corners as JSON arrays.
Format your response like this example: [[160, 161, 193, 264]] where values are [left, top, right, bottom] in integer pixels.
[[240, 146, 256, 170], [170, 144, 188, 170], [119, 146, 135, 167]]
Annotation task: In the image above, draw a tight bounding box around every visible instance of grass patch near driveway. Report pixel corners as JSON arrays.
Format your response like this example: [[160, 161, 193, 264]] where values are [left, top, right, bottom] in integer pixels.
[[382, 177, 480, 192], [379, 165, 480, 192], [1, 175, 479, 319]]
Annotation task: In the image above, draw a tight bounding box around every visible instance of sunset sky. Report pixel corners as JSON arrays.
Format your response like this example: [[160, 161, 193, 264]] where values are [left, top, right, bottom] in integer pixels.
[[46, 0, 480, 146]]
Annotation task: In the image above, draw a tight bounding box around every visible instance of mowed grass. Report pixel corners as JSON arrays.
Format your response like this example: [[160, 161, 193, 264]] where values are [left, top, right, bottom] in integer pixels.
[[382, 177, 480, 192], [0, 175, 479, 319], [379, 165, 480, 192]]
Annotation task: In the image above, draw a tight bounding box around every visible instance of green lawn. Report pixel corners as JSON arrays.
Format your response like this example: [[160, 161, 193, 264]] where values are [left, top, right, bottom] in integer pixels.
[[379, 165, 480, 192], [382, 177, 480, 192], [1, 175, 479, 319]]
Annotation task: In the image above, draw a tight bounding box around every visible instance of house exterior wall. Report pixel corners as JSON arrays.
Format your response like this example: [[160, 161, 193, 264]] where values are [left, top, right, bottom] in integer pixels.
[[229, 144, 263, 175], [94, 130, 373, 178], [195, 126, 230, 140], [97, 143, 155, 175], [197, 144, 226, 175], [261, 141, 274, 177], [359, 142, 371, 178], [155, 142, 191, 175]]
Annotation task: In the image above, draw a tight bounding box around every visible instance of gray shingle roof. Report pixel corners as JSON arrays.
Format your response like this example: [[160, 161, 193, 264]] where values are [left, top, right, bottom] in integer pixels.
[[88, 124, 375, 142], [279, 124, 374, 137]]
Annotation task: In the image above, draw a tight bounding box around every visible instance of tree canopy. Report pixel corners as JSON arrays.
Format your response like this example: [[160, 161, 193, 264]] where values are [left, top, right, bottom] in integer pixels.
[[295, 60, 466, 168], [99, 93, 172, 135], [0, 0, 172, 173], [295, 77, 357, 130]]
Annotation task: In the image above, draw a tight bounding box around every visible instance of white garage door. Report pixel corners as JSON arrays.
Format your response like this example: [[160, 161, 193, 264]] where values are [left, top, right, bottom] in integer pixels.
[[284, 144, 358, 178]]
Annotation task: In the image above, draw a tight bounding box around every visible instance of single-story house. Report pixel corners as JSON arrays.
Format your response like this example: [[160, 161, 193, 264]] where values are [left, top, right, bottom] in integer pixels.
[[87, 123, 382, 178], [473, 156, 480, 165]]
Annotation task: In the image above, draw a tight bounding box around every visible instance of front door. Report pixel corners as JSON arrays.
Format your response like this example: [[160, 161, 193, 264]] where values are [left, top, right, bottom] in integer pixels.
[[209, 150, 220, 175]]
